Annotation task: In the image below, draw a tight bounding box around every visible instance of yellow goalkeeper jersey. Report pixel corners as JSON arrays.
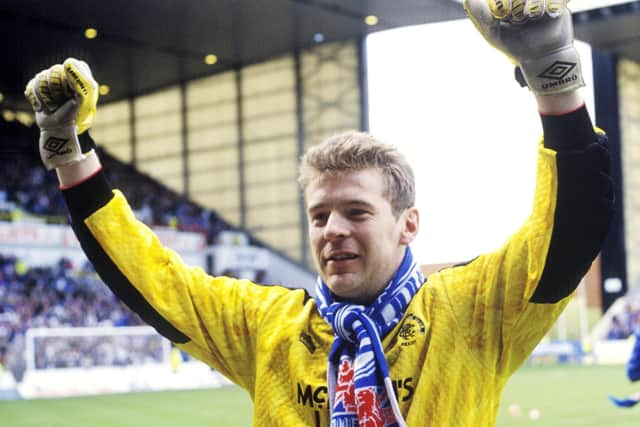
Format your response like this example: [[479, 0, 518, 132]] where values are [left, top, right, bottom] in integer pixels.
[[63, 108, 611, 426]]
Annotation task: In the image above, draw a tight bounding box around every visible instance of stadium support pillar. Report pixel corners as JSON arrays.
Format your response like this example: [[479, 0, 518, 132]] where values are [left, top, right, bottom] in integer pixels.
[[294, 49, 310, 267], [180, 82, 189, 197], [129, 97, 137, 168], [235, 66, 247, 229], [357, 36, 369, 132], [592, 48, 628, 313]]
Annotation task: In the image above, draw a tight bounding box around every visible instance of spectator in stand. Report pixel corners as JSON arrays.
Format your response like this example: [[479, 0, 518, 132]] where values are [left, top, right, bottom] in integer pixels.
[[608, 315, 632, 340], [33, 334, 164, 369], [605, 300, 640, 340]]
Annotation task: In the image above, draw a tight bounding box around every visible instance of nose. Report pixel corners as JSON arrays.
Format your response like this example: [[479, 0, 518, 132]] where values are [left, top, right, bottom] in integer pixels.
[[323, 211, 350, 240]]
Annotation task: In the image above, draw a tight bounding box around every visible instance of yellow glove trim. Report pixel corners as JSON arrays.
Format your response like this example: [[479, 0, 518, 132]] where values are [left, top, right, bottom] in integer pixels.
[[24, 79, 41, 112], [511, 0, 526, 21], [64, 58, 99, 135], [547, 0, 565, 17], [488, 0, 510, 19]]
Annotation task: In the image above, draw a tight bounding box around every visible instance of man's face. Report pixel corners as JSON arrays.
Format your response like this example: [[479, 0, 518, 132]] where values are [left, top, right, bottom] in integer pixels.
[[305, 168, 418, 304]]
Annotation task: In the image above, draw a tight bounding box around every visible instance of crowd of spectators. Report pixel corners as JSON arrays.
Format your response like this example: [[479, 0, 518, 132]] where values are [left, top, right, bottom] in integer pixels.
[[0, 254, 145, 378], [0, 161, 67, 219], [34, 334, 165, 370]]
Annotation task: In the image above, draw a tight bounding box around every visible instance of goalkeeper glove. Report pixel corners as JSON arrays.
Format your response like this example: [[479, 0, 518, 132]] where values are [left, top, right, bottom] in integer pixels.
[[464, 0, 584, 95], [24, 58, 99, 170]]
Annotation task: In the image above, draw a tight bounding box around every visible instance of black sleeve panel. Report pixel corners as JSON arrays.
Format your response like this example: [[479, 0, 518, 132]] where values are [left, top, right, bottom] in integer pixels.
[[63, 171, 190, 343], [61, 169, 114, 218], [541, 105, 597, 151], [530, 107, 614, 303]]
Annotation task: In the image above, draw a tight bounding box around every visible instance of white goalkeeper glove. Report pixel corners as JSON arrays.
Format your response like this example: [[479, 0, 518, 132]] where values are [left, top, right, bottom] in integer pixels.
[[24, 58, 99, 170], [464, 0, 584, 95]]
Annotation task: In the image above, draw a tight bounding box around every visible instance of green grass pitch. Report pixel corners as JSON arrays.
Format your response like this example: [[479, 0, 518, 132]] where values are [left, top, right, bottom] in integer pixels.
[[1, 364, 639, 426]]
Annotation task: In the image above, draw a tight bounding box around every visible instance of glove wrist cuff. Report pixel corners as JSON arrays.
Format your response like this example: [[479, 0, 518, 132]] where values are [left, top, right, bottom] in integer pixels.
[[49, 149, 95, 170], [519, 46, 585, 95], [39, 126, 86, 171]]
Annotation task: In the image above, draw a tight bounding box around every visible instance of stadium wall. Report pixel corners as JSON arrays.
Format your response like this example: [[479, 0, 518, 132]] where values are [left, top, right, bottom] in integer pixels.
[[0, 221, 316, 288], [17, 362, 231, 399], [0, 221, 206, 269]]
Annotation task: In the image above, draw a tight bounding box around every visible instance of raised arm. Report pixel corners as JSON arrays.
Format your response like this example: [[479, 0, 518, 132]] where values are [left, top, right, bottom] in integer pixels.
[[437, 0, 614, 374], [23, 59, 301, 389], [461, 0, 613, 301]]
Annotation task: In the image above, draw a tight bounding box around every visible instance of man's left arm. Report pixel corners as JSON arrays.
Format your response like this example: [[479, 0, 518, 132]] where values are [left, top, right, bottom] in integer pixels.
[[441, 107, 612, 374], [528, 90, 613, 303], [442, 0, 614, 375]]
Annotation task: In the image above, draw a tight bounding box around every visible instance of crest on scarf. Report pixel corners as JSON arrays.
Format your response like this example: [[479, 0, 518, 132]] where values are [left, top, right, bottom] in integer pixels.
[[334, 358, 357, 415], [332, 358, 396, 427]]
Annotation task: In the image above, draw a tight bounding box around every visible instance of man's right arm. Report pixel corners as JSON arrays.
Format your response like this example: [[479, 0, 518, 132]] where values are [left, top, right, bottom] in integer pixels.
[[58, 150, 190, 344], [23, 59, 302, 389], [59, 160, 307, 389]]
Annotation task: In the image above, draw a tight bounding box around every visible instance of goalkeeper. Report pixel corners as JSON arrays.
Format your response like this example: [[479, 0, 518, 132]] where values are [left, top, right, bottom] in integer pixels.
[[24, 1, 612, 425]]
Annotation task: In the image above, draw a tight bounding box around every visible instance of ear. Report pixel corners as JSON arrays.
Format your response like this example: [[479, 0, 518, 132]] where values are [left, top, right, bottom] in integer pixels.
[[399, 207, 419, 245]]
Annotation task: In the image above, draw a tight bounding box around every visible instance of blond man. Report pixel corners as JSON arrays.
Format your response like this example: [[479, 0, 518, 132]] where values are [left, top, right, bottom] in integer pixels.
[[24, 1, 612, 425]]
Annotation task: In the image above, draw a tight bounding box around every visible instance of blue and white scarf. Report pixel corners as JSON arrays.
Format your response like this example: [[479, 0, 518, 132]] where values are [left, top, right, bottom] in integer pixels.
[[315, 247, 424, 427]]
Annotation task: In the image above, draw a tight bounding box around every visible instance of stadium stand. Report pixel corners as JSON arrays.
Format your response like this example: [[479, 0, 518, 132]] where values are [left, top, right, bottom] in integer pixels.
[[0, 120, 230, 244], [99, 151, 231, 245]]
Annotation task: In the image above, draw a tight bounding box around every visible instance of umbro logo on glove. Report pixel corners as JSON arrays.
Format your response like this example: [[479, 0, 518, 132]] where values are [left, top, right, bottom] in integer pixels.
[[43, 137, 72, 159]]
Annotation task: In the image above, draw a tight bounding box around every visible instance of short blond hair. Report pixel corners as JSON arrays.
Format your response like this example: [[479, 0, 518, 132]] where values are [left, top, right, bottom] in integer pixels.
[[298, 131, 415, 217]]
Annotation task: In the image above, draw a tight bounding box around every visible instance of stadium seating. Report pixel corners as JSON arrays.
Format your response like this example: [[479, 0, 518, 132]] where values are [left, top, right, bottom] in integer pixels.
[[0, 119, 232, 244]]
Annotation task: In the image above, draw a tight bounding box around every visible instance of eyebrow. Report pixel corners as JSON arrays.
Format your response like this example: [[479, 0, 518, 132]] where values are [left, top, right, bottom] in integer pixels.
[[307, 199, 375, 212]]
